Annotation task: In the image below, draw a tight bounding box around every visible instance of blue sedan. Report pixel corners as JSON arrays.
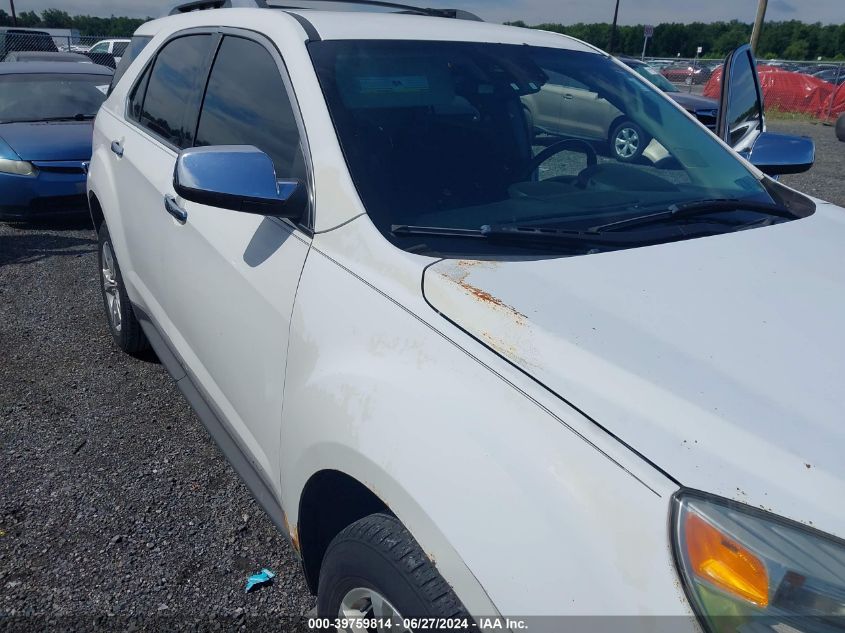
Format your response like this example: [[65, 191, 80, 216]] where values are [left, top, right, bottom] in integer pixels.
[[0, 62, 112, 220]]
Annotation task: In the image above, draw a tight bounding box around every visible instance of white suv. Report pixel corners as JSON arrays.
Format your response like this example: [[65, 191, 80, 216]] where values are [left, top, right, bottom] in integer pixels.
[[87, 3, 845, 631]]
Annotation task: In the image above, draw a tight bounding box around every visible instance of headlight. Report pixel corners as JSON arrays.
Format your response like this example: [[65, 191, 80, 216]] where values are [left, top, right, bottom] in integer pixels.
[[0, 158, 36, 176], [673, 491, 845, 632]]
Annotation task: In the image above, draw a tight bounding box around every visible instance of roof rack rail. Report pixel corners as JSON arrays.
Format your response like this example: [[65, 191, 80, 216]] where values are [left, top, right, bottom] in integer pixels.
[[272, 0, 482, 20], [167, 0, 481, 20], [169, 0, 267, 15]]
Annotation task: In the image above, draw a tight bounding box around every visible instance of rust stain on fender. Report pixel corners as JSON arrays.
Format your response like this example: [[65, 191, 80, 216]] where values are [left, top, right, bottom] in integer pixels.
[[283, 513, 301, 554], [290, 525, 301, 553]]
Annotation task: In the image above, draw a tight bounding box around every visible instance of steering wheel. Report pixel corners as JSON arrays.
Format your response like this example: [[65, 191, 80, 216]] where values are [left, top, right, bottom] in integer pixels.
[[521, 138, 598, 182]]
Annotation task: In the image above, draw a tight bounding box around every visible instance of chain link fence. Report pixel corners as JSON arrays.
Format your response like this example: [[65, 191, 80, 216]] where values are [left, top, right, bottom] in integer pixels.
[[2, 32, 844, 124], [0, 31, 129, 69], [645, 56, 845, 124]]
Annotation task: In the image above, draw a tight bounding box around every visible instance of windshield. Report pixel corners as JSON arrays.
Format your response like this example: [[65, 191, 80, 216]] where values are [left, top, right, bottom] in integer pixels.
[[628, 62, 679, 92], [0, 73, 108, 122], [310, 40, 803, 257]]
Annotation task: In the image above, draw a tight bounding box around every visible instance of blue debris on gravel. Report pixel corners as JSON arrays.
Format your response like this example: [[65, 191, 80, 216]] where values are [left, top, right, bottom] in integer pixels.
[[245, 568, 276, 593]]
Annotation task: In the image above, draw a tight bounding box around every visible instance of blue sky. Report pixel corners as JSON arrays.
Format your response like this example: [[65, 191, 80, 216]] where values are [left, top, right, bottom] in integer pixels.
[[10, 0, 844, 24]]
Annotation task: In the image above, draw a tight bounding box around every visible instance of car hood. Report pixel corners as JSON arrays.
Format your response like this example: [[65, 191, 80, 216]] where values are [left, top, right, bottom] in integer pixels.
[[0, 120, 93, 161], [422, 202, 845, 537], [667, 92, 719, 112]]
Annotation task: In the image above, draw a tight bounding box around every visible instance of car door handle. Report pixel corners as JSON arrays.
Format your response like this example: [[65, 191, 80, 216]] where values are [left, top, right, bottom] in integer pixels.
[[164, 195, 188, 224], [563, 93, 574, 100], [110, 140, 124, 157]]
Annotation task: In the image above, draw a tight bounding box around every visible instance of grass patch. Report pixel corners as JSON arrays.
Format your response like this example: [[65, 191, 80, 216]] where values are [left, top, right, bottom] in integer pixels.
[[765, 107, 826, 123]]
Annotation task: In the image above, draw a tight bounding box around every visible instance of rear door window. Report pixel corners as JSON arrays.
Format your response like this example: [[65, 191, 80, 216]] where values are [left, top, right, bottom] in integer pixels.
[[109, 35, 151, 95], [139, 34, 213, 148], [194, 35, 304, 178]]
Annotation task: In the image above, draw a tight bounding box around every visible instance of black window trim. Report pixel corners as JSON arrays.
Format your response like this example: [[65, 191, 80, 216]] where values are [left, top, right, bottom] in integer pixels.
[[123, 25, 315, 235]]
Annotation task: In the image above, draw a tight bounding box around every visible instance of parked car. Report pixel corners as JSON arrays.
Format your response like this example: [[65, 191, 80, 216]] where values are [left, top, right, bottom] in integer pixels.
[[83, 51, 116, 69], [837, 113, 845, 141], [522, 57, 719, 163], [661, 61, 713, 85], [86, 38, 131, 64], [89, 5, 840, 631], [0, 27, 58, 59], [812, 67, 845, 85], [3, 50, 93, 63], [0, 62, 112, 220]]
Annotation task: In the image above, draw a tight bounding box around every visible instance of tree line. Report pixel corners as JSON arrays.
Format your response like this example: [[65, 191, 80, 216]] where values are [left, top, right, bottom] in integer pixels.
[[505, 20, 845, 60], [1, 8, 843, 59], [0, 9, 148, 37]]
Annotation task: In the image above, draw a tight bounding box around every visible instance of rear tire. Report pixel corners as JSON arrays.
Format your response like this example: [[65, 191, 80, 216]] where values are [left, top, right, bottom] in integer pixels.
[[836, 113, 845, 142], [97, 223, 149, 355], [610, 120, 649, 163], [317, 513, 471, 632]]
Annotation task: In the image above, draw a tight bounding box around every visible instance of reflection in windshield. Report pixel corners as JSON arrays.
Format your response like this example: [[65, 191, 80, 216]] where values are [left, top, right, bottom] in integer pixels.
[[0, 74, 109, 122], [310, 40, 784, 257], [630, 63, 679, 93], [726, 51, 764, 150]]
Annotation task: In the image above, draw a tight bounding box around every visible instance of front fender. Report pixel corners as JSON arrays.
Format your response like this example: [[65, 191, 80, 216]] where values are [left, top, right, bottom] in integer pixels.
[[281, 224, 694, 621]]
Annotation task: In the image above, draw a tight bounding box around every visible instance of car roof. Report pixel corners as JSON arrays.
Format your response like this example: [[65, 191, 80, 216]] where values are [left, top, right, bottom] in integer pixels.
[[0, 61, 113, 75], [0, 27, 52, 34], [8, 51, 89, 59], [136, 8, 599, 53]]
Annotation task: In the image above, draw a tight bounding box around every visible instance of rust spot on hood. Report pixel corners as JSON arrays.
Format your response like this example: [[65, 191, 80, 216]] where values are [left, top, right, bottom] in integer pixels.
[[439, 260, 526, 324], [459, 279, 527, 323]]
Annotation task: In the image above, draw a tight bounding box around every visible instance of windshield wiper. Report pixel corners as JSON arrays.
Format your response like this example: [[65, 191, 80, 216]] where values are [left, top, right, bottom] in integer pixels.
[[391, 223, 691, 249], [2, 113, 96, 124], [590, 198, 797, 232]]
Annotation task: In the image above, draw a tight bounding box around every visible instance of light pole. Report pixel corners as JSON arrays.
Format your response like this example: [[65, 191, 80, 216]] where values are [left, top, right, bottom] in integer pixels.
[[608, 0, 620, 54], [750, 0, 768, 55]]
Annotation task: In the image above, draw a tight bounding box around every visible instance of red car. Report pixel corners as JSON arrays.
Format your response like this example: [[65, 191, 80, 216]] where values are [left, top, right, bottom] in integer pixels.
[[661, 62, 714, 85]]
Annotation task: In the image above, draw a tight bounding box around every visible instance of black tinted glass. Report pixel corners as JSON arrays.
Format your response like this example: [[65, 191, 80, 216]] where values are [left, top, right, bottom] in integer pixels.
[[110, 35, 151, 95], [195, 36, 304, 178], [310, 40, 781, 258], [128, 64, 151, 122], [141, 34, 212, 148]]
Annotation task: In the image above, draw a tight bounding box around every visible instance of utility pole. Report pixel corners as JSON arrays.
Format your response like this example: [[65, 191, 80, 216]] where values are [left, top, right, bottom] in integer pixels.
[[9, 0, 17, 26], [608, 0, 620, 54], [750, 0, 768, 55]]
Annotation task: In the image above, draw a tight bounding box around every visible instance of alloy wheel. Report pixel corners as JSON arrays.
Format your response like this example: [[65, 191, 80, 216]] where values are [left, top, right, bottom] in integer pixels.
[[338, 587, 410, 633], [614, 127, 640, 159], [101, 241, 122, 333]]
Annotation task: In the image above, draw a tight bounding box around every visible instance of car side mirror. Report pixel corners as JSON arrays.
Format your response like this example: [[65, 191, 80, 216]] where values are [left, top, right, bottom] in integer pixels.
[[718, 44, 816, 175], [174, 145, 306, 220], [742, 132, 815, 176]]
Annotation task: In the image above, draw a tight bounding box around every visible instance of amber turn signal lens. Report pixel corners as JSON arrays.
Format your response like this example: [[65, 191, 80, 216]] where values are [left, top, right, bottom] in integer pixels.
[[684, 513, 769, 607]]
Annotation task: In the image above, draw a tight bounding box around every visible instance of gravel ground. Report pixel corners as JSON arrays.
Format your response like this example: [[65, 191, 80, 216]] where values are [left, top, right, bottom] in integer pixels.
[[770, 118, 845, 207], [0, 119, 841, 630], [0, 222, 314, 629]]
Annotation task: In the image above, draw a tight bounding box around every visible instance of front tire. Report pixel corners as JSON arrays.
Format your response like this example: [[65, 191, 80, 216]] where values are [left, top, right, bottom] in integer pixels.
[[97, 223, 149, 355], [317, 513, 471, 632], [836, 113, 845, 142], [610, 120, 649, 163]]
